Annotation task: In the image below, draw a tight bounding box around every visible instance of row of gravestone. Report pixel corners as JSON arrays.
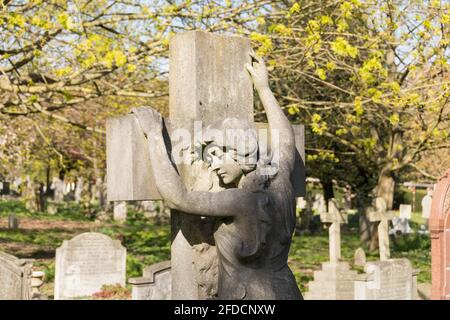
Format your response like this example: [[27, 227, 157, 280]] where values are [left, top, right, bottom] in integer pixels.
[[0, 232, 126, 300], [303, 198, 419, 300]]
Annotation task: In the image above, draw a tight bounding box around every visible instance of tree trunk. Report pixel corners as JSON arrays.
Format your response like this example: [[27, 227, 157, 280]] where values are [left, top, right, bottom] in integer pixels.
[[321, 178, 334, 209], [356, 192, 372, 246]]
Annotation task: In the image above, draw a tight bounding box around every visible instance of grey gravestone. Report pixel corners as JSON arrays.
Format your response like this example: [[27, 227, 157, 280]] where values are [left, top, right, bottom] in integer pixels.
[[312, 193, 326, 214], [54, 232, 126, 300], [354, 259, 419, 300], [8, 214, 19, 229], [305, 200, 358, 300], [421, 192, 432, 219], [0, 252, 34, 300], [129, 260, 171, 300], [354, 248, 366, 267], [391, 216, 413, 235], [113, 201, 127, 223], [74, 177, 84, 203], [399, 204, 412, 219], [51, 177, 65, 203]]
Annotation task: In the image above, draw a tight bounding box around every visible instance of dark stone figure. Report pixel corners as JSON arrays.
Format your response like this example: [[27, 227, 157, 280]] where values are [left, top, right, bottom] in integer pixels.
[[133, 53, 302, 300]]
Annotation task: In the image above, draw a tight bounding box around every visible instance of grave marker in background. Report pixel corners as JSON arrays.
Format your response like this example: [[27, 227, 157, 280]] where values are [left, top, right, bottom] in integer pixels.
[[54, 232, 126, 300], [305, 199, 358, 300], [354, 259, 418, 300]]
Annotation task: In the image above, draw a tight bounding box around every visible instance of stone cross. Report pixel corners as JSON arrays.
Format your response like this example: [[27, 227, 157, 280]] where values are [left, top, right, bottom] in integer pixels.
[[367, 197, 396, 261], [106, 31, 305, 299], [320, 199, 347, 263]]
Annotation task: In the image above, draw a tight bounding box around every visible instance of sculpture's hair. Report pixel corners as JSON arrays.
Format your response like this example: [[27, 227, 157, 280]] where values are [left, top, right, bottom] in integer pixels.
[[201, 118, 275, 186]]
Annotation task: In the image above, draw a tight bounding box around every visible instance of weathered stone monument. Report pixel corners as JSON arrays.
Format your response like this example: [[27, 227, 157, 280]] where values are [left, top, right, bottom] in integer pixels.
[[399, 204, 412, 219], [129, 261, 171, 300], [421, 189, 433, 221], [354, 248, 366, 267], [429, 169, 450, 300], [54, 232, 126, 300], [305, 199, 358, 300], [107, 31, 305, 299], [113, 201, 127, 223], [312, 193, 326, 214], [8, 214, 18, 229], [354, 259, 418, 300], [0, 252, 34, 300], [51, 177, 65, 203], [356, 197, 419, 300]]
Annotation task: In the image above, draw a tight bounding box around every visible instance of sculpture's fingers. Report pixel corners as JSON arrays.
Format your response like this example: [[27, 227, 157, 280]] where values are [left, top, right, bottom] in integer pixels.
[[245, 63, 256, 77]]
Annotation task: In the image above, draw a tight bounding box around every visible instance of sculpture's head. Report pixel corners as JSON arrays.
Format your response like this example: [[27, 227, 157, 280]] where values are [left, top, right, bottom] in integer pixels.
[[202, 118, 259, 187]]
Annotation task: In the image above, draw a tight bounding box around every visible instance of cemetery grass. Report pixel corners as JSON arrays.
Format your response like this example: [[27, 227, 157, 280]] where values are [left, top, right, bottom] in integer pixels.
[[0, 200, 430, 298]]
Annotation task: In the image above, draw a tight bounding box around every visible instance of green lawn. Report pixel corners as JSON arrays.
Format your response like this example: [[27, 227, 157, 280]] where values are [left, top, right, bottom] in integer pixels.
[[0, 199, 430, 298]]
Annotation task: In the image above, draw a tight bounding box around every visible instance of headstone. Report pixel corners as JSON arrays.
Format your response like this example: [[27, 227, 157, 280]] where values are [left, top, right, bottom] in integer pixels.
[[421, 190, 433, 219], [54, 232, 126, 300], [354, 258, 419, 300], [129, 260, 171, 300], [367, 197, 396, 260], [113, 201, 127, 223], [390, 216, 413, 235], [0, 252, 34, 300], [8, 214, 19, 229], [429, 169, 450, 300], [106, 31, 306, 299], [354, 248, 366, 267], [312, 193, 326, 214], [305, 199, 358, 300], [399, 204, 412, 219], [74, 177, 84, 203], [51, 177, 65, 203], [296, 197, 307, 210]]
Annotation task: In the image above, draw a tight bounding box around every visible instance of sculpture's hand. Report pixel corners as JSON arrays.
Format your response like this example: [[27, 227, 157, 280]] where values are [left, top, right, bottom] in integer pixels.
[[246, 51, 269, 90], [131, 107, 163, 138]]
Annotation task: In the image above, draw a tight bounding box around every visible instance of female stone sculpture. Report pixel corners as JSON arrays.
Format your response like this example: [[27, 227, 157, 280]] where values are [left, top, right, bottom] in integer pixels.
[[132, 53, 302, 300]]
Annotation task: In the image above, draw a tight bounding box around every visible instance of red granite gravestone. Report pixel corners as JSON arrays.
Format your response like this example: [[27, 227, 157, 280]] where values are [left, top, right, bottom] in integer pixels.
[[429, 169, 450, 300]]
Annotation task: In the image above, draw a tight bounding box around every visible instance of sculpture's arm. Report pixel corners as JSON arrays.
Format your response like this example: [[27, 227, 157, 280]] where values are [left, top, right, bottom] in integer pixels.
[[132, 108, 261, 217], [246, 54, 296, 173]]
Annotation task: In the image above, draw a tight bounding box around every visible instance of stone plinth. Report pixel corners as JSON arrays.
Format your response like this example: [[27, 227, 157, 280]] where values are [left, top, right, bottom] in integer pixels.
[[129, 261, 171, 300], [354, 259, 418, 300], [304, 262, 358, 300]]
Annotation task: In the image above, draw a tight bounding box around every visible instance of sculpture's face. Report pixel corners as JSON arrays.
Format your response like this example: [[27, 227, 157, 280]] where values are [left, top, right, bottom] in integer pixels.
[[208, 146, 243, 185]]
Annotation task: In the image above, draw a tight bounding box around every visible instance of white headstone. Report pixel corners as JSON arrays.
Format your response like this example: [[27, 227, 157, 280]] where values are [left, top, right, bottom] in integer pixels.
[[296, 197, 307, 210], [113, 201, 127, 223], [312, 194, 326, 214], [421, 192, 432, 219], [391, 216, 414, 235], [399, 204, 412, 219], [54, 232, 126, 300], [354, 259, 418, 300]]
